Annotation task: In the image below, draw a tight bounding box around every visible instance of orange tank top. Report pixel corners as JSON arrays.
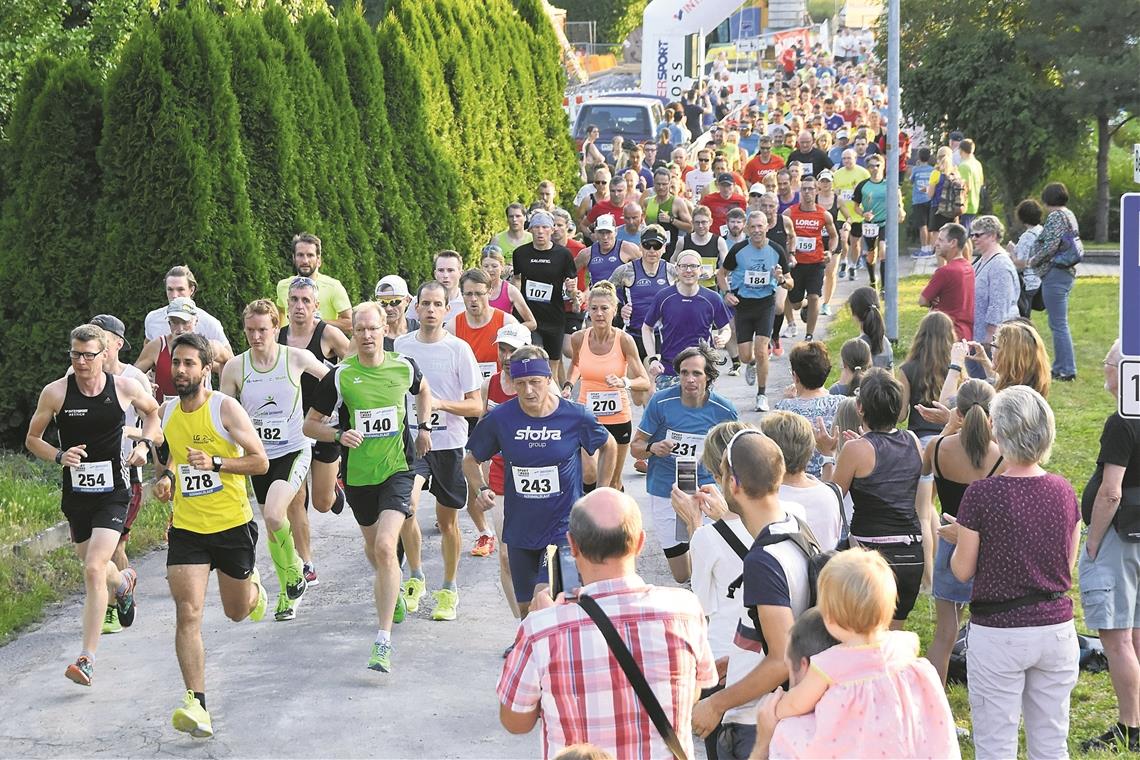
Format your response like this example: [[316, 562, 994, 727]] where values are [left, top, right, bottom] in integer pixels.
[[576, 326, 631, 424], [788, 203, 828, 264], [454, 309, 506, 380]]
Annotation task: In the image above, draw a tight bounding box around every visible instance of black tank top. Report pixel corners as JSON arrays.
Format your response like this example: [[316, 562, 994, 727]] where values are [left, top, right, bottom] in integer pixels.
[[686, 233, 722, 261], [899, 361, 944, 439], [849, 430, 923, 537], [932, 437, 1003, 518], [768, 212, 788, 252], [57, 372, 127, 500], [279, 322, 334, 411]]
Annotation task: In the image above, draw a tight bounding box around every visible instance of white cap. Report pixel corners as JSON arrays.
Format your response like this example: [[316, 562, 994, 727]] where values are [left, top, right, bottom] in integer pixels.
[[495, 323, 531, 349], [375, 274, 410, 298], [594, 214, 616, 232], [748, 182, 766, 196]]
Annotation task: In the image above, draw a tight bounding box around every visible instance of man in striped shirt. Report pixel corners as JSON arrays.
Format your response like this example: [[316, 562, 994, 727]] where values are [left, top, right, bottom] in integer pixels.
[[498, 487, 717, 759]]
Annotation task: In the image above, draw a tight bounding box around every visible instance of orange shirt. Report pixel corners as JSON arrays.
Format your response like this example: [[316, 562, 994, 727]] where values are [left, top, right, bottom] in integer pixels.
[[454, 309, 507, 380], [743, 154, 786, 185]]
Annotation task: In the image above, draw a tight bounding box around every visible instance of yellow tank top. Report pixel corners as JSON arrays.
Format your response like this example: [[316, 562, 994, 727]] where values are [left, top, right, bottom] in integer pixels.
[[162, 392, 252, 534]]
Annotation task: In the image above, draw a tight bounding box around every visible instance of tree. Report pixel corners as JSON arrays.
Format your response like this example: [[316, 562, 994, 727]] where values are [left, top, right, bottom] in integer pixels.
[[1023, 0, 1140, 241], [0, 0, 87, 132], [0, 57, 102, 439], [556, 0, 647, 50]]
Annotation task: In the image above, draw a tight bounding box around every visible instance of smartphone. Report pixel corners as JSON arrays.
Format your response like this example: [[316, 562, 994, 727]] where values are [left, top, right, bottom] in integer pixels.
[[547, 543, 580, 598], [675, 459, 699, 542]]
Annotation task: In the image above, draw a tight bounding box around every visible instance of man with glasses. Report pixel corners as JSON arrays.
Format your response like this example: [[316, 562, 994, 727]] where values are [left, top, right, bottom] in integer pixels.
[[26, 324, 162, 685], [304, 302, 433, 673], [375, 275, 418, 346], [685, 149, 716, 200], [685, 205, 730, 292], [491, 203, 533, 262], [851, 155, 905, 289], [135, 298, 233, 403], [449, 269, 526, 559], [143, 265, 231, 348], [274, 233, 352, 334], [278, 276, 351, 585], [642, 250, 732, 390], [643, 168, 693, 261]]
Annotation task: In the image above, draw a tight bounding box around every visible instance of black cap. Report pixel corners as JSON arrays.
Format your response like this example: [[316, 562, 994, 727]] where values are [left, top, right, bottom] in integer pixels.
[[948, 130, 964, 141], [641, 225, 668, 246], [90, 314, 131, 351], [716, 172, 735, 185]]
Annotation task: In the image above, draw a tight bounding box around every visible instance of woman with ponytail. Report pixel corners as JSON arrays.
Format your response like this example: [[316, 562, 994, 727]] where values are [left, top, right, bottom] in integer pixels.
[[848, 286, 893, 369], [829, 338, 871, 396], [921, 379, 1007, 685]]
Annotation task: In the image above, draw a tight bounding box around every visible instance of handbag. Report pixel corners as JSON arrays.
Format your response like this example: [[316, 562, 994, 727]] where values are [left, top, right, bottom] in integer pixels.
[[577, 593, 689, 760]]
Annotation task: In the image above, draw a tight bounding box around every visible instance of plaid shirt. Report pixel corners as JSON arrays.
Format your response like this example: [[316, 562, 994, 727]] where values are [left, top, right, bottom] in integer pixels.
[[498, 574, 717, 759]]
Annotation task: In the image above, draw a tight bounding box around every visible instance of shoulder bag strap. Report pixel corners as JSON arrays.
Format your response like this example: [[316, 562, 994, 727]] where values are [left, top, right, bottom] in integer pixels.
[[577, 594, 689, 760], [824, 481, 849, 541], [713, 519, 750, 558]]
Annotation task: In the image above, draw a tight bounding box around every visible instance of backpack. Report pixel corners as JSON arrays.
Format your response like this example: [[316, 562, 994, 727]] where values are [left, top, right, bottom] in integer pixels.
[[936, 173, 966, 218], [723, 514, 836, 608], [1052, 226, 1084, 268]]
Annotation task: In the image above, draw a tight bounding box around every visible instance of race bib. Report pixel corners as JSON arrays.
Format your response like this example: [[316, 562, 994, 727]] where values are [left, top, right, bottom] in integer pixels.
[[796, 237, 816, 253], [252, 419, 284, 443], [719, 224, 730, 237], [356, 406, 399, 438], [71, 461, 114, 494], [525, 280, 554, 303], [408, 406, 445, 432], [839, 189, 854, 202], [512, 466, 560, 498], [744, 269, 770, 287], [163, 395, 179, 405], [178, 464, 222, 497], [478, 361, 497, 379], [666, 430, 704, 460], [700, 263, 716, 282], [863, 222, 880, 238], [587, 390, 622, 416]]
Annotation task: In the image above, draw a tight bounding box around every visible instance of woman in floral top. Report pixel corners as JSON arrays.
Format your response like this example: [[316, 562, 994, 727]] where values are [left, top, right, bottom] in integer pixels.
[[1029, 182, 1080, 381]]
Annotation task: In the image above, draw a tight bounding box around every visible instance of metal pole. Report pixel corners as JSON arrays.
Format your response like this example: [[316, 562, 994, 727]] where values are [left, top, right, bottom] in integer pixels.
[[885, 0, 900, 341]]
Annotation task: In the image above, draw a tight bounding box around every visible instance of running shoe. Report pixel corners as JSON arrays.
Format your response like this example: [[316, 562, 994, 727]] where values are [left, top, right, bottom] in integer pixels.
[[1080, 724, 1140, 753], [367, 640, 392, 673], [249, 567, 268, 622], [115, 567, 137, 627], [781, 322, 798, 339], [847, 267, 856, 281], [65, 655, 93, 686], [634, 459, 648, 474], [772, 340, 785, 358], [805, 334, 814, 343], [744, 362, 756, 386], [274, 592, 299, 622], [332, 480, 346, 515], [392, 592, 407, 624], [284, 566, 307, 601], [431, 589, 459, 621], [820, 303, 832, 316], [838, 261, 847, 278], [471, 534, 496, 557], [402, 577, 426, 612], [755, 394, 770, 413], [303, 562, 319, 587], [102, 606, 122, 634], [172, 690, 213, 738], [727, 362, 740, 376]]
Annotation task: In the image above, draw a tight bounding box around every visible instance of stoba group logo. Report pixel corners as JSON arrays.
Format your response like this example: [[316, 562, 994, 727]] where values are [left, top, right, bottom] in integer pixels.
[[514, 426, 562, 442]]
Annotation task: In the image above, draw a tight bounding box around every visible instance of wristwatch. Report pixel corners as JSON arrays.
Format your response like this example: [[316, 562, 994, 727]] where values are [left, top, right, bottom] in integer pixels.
[[211, 455, 224, 472], [647, 355, 660, 365], [819, 455, 837, 467], [54, 449, 64, 465], [334, 429, 343, 444]]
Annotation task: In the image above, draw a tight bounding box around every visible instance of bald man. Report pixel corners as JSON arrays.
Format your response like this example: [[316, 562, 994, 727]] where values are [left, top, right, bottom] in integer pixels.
[[786, 130, 834, 179], [498, 488, 717, 759]]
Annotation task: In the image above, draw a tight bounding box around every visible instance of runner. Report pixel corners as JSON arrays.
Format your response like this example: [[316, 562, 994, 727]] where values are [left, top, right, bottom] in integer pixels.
[[643, 167, 694, 260], [394, 282, 483, 622], [480, 246, 536, 325], [630, 344, 738, 582], [491, 203, 533, 262], [429, 250, 469, 321], [25, 324, 162, 685], [143, 265, 231, 347], [303, 302, 433, 673], [641, 249, 733, 390], [449, 268, 524, 557], [551, 208, 588, 381], [220, 299, 331, 621], [375, 275, 419, 345], [684, 205, 730, 291], [783, 175, 839, 342], [564, 281, 651, 493], [720, 210, 793, 412], [852, 154, 905, 288], [759, 191, 798, 357], [464, 345, 616, 617], [831, 148, 871, 281], [274, 232, 353, 334], [154, 332, 270, 737], [511, 210, 579, 383], [574, 214, 640, 286], [278, 276, 351, 584], [135, 298, 233, 403]]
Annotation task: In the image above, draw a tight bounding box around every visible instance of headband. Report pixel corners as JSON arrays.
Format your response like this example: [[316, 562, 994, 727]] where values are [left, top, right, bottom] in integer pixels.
[[510, 358, 552, 379]]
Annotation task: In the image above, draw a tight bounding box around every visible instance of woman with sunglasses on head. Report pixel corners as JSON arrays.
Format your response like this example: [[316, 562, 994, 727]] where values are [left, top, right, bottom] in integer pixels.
[[480, 245, 535, 326], [966, 215, 1020, 380]]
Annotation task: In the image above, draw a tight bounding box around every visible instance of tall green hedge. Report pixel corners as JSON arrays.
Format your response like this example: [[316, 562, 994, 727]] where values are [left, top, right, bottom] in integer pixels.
[[0, 0, 576, 444]]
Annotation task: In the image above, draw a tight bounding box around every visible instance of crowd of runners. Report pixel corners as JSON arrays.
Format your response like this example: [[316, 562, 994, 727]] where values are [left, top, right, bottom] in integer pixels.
[[21, 26, 1136, 760]]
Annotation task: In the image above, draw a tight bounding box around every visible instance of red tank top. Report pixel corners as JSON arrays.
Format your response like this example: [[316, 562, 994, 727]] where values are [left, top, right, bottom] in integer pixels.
[[154, 336, 176, 402], [454, 309, 507, 379], [788, 203, 828, 264], [486, 372, 514, 492]]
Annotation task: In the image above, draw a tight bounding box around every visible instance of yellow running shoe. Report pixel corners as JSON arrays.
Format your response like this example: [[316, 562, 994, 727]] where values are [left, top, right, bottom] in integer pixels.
[[431, 588, 458, 621], [248, 567, 267, 622], [402, 577, 426, 613], [172, 691, 213, 738], [102, 606, 122, 634]]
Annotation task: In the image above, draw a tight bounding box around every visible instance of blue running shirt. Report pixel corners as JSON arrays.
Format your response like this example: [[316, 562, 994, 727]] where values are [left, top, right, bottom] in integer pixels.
[[637, 385, 739, 498]]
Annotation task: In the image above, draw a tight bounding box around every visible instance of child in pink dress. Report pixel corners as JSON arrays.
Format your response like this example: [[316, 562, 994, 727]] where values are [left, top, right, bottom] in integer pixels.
[[762, 549, 960, 759]]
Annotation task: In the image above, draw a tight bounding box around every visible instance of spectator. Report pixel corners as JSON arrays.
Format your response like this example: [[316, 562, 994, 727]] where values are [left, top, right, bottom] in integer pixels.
[[919, 222, 975, 342], [773, 342, 844, 479], [757, 549, 960, 759], [848, 286, 893, 369], [828, 337, 870, 396], [761, 411, 844, 550], [939, 385, 1080, 760], [897, 311, 955, 447], [956, 139, 984, 229], [1079, 340, 1140, 752], [1008, 198, 1044, 318], [816, 368, 931, 627], [498, 488, 717, 759], [950, 320, 1052, 399], [1029, 181, 1080, 381], [689, 432, 811, 760], [921, 379, 1005, 686], [968, 215, 1019, 379], [925, 146, 960, 233]]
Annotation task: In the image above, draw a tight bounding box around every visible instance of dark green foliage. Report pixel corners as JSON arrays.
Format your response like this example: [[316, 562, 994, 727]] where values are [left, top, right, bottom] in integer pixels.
[[555, 0, 646, 49], [0, 58, 102, 437]]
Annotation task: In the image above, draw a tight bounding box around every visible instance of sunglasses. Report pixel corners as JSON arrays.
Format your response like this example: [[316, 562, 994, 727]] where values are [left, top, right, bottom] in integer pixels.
[[969, 232, 987, 238], [725, 428, 764, 479], [376, 297, 404, 307], [291, 276, 317, 288], [642, 242, 664, 250]]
